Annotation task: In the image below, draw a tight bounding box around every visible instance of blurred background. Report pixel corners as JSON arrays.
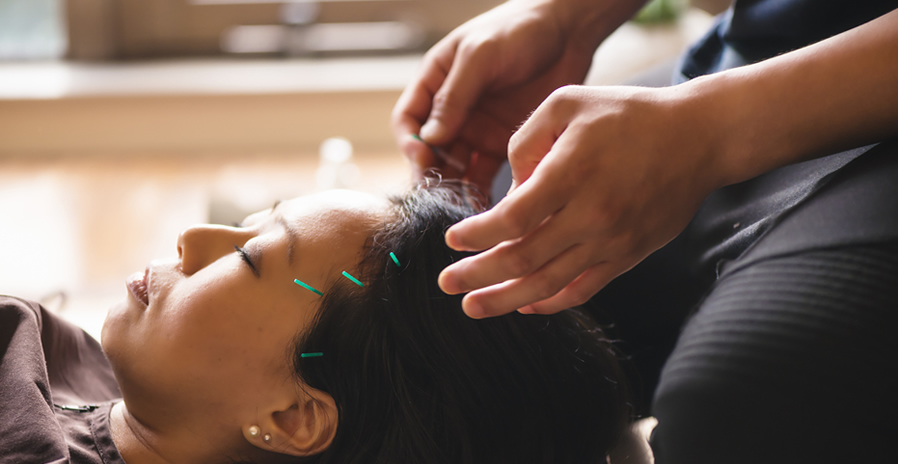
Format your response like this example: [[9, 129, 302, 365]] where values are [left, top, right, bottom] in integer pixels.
[[0, 0, 728, 339]]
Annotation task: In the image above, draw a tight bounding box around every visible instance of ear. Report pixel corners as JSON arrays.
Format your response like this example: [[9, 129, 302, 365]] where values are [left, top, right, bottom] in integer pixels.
[[243, 388, 338, 457]]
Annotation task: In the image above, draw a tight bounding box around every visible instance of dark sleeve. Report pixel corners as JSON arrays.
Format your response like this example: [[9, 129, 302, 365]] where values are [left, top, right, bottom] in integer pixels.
[[650, 243, 898, 463], [0, 296, 70, 463]]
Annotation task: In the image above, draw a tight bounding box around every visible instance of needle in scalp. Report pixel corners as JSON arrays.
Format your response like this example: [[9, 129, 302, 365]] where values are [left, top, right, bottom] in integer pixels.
[[411, 134, 467, 172]]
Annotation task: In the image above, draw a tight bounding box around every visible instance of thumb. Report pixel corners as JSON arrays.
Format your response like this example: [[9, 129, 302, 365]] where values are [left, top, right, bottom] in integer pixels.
[[420, 49, 491, 146]]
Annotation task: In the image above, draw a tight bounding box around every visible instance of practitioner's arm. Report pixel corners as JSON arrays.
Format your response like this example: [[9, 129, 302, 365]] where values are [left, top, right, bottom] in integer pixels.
[[439, 8, 898, 318], [391, 0, 647, 195], [697, 7, 898, 185]]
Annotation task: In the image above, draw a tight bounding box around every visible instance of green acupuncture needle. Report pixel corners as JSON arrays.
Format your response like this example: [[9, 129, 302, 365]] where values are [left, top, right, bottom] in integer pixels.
[[294, 279, 323, 296], [342, 271, 364, 287], [410, 134, 466, 171]]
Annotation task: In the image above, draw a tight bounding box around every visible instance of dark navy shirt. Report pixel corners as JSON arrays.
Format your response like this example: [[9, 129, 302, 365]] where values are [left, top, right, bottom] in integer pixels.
[[676, 0, 898, 82]]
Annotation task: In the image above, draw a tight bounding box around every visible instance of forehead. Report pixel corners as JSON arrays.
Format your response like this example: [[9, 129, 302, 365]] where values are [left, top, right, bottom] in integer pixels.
[[247, 189, 389, 229], [252, 190, 389, 276]]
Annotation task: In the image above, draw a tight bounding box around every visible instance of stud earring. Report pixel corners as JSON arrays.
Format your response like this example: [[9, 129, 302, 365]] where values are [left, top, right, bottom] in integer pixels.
[[263, 433, 272, 443], [248, 425, 260, 438]]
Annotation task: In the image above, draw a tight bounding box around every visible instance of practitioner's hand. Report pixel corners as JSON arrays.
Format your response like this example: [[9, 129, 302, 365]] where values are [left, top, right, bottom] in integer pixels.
[[438, 85, 723, 317], [441, 7, 898, 318], [391, 0, 643, 196]]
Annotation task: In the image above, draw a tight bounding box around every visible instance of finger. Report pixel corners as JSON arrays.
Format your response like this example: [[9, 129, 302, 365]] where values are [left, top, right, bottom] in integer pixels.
[[518, 262, 619, 315], [460, 241, 595, 318], [400, 135, 439, 182], [456, 109, 514, 199], [440, 199, 585, 295], [506, 95, 566, 188], [463, 151, 504, 203], [444, 168, 565, 252], [458, 109, 514, 159], [444, 126, 576, 252], [436, 140, 473, 179], [391, 40, 458, 165], [419, 41, 493, 146]]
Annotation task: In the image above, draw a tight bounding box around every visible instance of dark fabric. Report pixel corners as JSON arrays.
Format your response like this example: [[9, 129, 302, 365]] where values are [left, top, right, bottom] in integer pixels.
[[587, 0, 898, 416], [675, 0, 898, 82], [586, 141, 881, 413], [0, 296, 124, 464], [650, 243, 898, 463], [594, 138, 898, 460]]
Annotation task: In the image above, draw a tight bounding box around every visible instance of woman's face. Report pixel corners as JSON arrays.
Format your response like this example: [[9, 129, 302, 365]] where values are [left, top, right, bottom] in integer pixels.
[[101, 189, 389, 431]]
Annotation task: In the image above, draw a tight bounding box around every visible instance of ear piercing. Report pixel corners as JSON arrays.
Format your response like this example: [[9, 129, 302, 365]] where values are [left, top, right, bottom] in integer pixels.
[[249, 425, 273, 444]]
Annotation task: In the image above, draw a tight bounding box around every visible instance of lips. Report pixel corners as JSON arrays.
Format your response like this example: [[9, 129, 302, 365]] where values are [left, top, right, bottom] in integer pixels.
[[126, 267, 150, 307]]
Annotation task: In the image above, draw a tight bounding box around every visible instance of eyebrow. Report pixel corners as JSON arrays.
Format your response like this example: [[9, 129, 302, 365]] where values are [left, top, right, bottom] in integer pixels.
[[277, 214, 298, 266], [269, 201, 297, 266]]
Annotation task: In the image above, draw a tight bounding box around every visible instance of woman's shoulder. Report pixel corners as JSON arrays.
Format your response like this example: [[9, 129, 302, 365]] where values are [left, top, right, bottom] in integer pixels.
[[0, 295, 122, 463], [0, 294, 43, 326]]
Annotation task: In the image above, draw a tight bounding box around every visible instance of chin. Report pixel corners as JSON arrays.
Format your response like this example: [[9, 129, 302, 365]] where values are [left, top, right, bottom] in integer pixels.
[[100, 298, 133, 355]]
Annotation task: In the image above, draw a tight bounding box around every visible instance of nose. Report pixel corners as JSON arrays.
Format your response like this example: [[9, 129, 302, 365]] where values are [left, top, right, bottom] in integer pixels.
[[177, 224, 254, 275]]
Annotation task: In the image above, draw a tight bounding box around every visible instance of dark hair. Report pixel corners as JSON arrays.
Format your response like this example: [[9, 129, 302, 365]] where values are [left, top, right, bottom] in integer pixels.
[[292, 182, 629, 463]]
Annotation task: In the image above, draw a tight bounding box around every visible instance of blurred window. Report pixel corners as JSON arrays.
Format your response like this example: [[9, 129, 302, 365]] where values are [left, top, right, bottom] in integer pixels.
[[0, 0, 66, 60]]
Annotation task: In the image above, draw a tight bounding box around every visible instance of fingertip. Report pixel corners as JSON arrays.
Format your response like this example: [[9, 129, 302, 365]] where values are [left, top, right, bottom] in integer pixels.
[[405, 143, 436, 173], [444, 226, 467, 251], [438, 267, 462, 295], [517, 305, 536, 314], [461, 297, 486, 319], [419, 119, 445, 143]]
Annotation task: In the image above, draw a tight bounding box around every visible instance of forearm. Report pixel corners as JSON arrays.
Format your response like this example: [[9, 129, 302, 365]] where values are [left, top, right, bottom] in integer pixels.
[[683, 8, 898, 187]]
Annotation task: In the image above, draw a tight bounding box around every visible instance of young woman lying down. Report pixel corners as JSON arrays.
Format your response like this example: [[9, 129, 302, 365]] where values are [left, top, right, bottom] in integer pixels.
[[0, 183, 638, 464]]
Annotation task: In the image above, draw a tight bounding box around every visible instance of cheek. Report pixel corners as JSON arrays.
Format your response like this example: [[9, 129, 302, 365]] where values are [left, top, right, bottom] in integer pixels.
[[152, 285, 300, 381]]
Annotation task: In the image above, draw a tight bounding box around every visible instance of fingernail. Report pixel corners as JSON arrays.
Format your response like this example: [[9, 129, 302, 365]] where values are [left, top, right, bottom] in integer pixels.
[[517, 305, 535, 314], [420, 119, 441, 142]]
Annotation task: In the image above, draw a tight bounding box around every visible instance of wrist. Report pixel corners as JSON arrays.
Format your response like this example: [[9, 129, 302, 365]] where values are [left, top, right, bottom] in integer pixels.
[[657, 78, 737, 195], [674, 68, 808, 190], [673, 8, 898, 189], [551, 0, 648, 52]]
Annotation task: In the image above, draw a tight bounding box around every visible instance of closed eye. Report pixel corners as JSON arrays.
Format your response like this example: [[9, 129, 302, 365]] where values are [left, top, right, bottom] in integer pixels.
[[234, 245, 260, 277]]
